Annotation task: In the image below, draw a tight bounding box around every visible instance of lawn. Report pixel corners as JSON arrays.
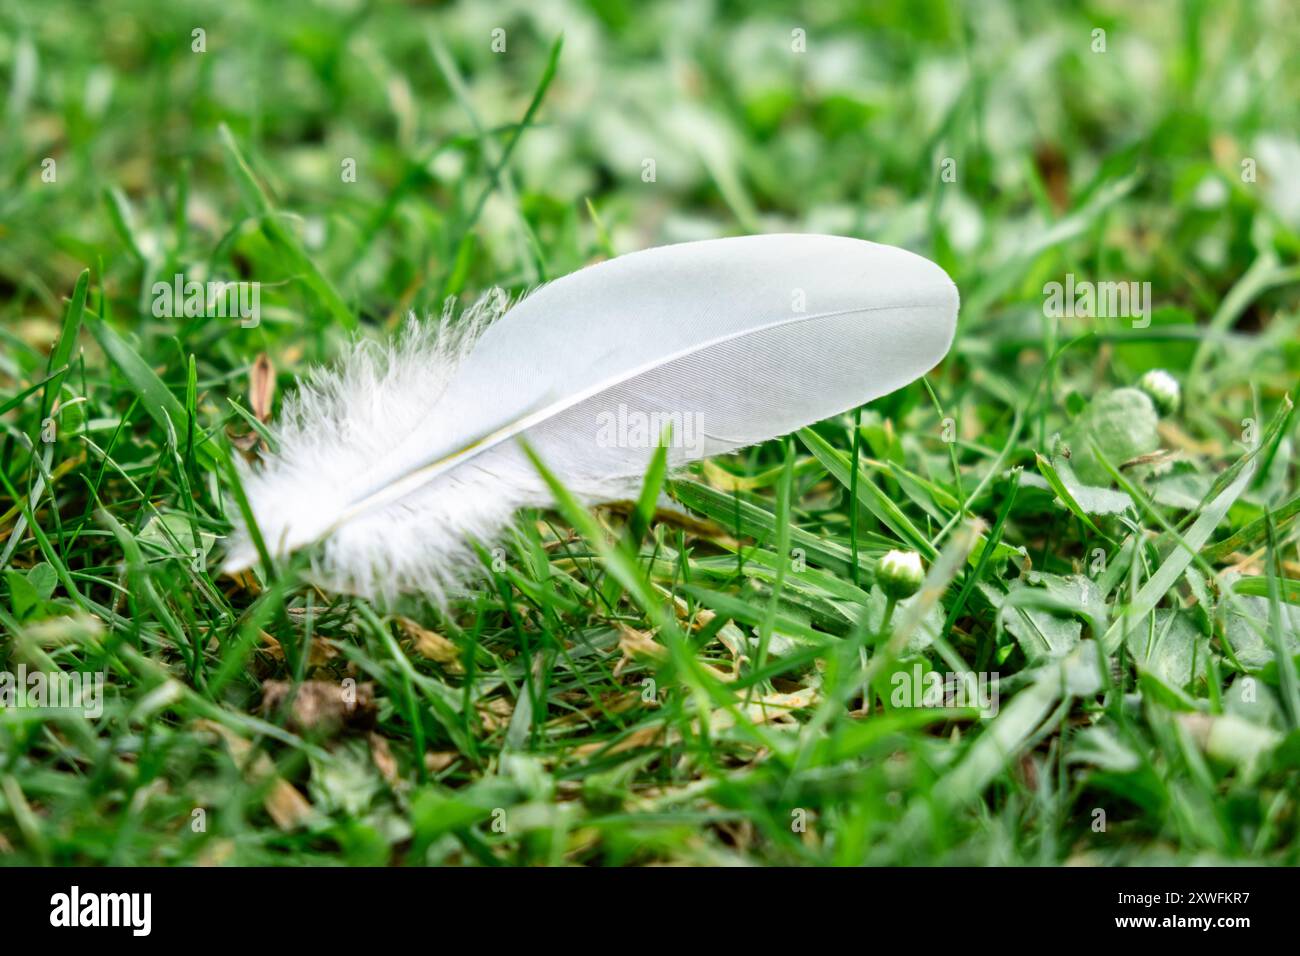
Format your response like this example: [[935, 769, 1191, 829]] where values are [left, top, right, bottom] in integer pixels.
[[1, 0, 1299, 866]]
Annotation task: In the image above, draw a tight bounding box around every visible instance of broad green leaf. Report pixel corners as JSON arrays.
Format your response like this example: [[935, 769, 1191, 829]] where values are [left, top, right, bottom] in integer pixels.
[[1126, 609, 1209, 689], [1034, 453, 1112, 540], [1000, 572, 1105, 663], [1219, 594, 1300, 670], [1053, 456, 1134, 515], [1064, 387, 1159, 485]]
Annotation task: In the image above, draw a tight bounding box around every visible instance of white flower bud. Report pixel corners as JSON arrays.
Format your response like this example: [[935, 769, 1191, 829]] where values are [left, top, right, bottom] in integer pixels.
[[876, 549, 924, 600], [1138, 369, 1180, 415]]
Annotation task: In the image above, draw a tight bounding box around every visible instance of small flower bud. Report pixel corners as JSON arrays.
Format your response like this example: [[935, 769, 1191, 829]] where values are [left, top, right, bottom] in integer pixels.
[[876, 549, 924, 600], [1138, 369, 1180, 416]]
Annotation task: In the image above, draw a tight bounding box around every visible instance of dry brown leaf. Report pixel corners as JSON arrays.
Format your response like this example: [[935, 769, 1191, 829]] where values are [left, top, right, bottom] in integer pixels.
[[575, 687, 817, 760], [397, 617, 464, 672], [249, 353, 276, 422], [617, 623, 668, 661], [1210, 133, 1240, 168], [223, 567, 262, 593], [1033, 142, 1070, 214], [723, 689, 816, 729], [424, 751, 458, 773], [258, 630, 338, 668], [264, 779, 315, 830], [195, 838, 236, 867], [1157, 420, 1221, 455], [574, 723, 666, 757], [714, 817, 757, 852], [699, 459, 757, 492], [194, 719, 314, 831], [658, 587, 724, 635], [260, 679, 377, 735], [476, 696, 514, 732], [1120, 449, 1178, 470], [369, 732, 400, 786], [617, 623, 734, 683], [547, 691, 642, 728], [227, 430, 260, 454], [599, 494, 732, 539]]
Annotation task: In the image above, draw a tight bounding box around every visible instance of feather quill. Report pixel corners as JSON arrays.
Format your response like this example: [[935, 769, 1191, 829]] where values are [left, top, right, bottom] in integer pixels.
[[224, 234, 958, 602]]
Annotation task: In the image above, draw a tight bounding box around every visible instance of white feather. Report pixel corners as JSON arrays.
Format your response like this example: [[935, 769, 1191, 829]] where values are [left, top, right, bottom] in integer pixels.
[[224, 234, 958, 602]]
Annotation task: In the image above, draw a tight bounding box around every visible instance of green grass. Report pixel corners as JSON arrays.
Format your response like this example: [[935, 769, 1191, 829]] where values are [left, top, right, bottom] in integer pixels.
[[2, 0, 1300, 865]]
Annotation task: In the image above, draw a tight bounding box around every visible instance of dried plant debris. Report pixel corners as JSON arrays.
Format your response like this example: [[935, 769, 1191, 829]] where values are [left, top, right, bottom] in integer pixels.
[[260, 680, 377, 735]]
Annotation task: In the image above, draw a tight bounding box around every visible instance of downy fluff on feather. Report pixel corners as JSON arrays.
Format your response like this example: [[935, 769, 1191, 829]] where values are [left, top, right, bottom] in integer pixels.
[[225, 234, 959, 603]]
